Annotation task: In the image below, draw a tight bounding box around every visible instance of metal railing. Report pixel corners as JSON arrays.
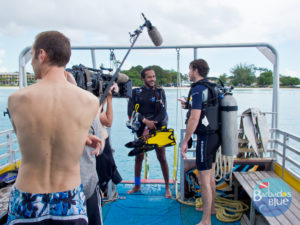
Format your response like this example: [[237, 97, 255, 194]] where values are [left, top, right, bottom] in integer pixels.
[[0, 130, 19, 171], [269, 128, 300, 180], [178, 127, 300, 200], [19, 43, 280, 133], [17, 43, 280, 200], [1, 126, 299, 202], [0, 129, 118, 200]]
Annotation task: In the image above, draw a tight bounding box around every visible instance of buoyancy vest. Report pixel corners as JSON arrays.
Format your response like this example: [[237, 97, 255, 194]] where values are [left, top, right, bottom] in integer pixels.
[[133, 86, 167, 123], [186, 79, 220, 134]]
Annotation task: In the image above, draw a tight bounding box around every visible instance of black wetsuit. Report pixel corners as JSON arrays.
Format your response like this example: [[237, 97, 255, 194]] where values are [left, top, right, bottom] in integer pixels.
[[96, 138, 122, 192], [187, 83, 220, 171], [128, 86, 168, 137]]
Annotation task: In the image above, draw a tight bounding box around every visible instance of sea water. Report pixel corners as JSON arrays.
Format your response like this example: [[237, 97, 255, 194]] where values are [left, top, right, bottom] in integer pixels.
[[0, 87, 299, 180]]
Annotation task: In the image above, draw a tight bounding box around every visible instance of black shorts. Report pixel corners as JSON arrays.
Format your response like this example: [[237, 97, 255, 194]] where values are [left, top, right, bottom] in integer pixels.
[[96, 138, 122, 192], [196, 133, 220, 171], [86, 186, 102, 225]]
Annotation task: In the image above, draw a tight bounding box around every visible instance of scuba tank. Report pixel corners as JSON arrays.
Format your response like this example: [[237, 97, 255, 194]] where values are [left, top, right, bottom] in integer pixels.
[[220, 93, 238, 156]]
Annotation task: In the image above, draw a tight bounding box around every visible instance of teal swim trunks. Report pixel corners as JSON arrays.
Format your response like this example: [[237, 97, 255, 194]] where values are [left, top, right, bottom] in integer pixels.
[[6, 184, 88, 225]]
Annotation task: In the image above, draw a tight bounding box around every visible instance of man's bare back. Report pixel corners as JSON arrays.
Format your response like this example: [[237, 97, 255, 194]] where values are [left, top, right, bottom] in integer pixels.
[[8, 76, 99, 193]]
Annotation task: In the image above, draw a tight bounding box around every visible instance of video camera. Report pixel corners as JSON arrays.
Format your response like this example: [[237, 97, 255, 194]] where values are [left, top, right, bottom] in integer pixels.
[[66, 64, 132, 98]]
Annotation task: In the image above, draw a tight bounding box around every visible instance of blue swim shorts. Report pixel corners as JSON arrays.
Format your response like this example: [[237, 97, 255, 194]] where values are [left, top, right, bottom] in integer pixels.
[[6, 184, 88, 225]]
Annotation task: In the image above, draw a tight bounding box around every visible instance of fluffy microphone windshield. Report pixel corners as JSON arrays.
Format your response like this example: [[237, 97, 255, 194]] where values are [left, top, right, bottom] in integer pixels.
[[148, 26, 163, 46], [117, 73, 129, 83]]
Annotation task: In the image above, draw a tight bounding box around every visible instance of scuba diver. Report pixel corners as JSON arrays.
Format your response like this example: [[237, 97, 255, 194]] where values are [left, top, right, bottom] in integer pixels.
[[180, 59, 221, 225], [127, 67, 172, 198]]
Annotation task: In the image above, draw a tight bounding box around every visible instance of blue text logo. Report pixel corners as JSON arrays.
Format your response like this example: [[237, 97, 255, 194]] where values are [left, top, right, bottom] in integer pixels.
[[252, 178, 292, 217]]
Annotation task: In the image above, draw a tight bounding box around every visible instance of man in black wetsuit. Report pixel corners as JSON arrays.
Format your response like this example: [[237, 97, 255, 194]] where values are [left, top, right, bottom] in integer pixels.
[[181, 59, 220, 225], [127, 67, 171, 198]]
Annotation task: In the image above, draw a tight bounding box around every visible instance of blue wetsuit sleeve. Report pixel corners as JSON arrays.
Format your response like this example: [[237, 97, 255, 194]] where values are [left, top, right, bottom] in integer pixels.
[[191, 85, 205, 110]]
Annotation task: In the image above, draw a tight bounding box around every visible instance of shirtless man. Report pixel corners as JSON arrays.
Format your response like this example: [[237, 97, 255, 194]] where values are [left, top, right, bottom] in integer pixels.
[[6, 31, 101, 225]]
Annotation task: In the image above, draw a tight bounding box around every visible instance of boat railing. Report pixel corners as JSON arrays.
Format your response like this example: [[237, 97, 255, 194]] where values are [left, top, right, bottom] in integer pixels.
[[0, 126, 299, 203], [178, 127, 300, 200], [269, 128, 300, 180], [0, 129, 19, 172], [17, 43, 281, 200]]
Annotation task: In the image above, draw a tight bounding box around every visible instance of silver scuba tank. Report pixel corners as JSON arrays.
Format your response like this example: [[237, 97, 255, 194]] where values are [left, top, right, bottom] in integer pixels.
[[220, 93, 238, 156]]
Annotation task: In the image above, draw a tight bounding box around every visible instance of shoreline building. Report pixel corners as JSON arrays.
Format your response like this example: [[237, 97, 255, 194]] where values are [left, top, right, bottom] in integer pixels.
[[0, 72, 36, 86]]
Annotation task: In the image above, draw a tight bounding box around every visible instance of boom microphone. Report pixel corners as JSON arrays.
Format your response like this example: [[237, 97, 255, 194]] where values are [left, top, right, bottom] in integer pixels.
[[142, 13, 163, 46], [148, 26, 163, 46]]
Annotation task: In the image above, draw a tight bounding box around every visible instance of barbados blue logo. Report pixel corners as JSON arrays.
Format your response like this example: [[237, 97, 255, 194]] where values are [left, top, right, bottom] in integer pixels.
[[252, 178, 292, 217]]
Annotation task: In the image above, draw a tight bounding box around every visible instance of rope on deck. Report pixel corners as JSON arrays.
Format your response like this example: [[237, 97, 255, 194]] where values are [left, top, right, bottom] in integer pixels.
[[196, 196, 249, 222], [174, 177, 248, 223]]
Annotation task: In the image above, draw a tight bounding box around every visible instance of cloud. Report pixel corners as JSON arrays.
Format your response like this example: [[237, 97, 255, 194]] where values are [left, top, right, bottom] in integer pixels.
[[0, 67, 7, 73], [0, 22, 26, 38], [0, 0, 142, 43], [1, 0, 299, 44], [282, 69, 300, 78], [0, 50, 8, 72], [0, 0, 300, 74]]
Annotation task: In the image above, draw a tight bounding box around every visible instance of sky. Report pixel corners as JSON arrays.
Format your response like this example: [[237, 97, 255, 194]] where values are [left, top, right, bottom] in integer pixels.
[[0, 0, 300, 78]]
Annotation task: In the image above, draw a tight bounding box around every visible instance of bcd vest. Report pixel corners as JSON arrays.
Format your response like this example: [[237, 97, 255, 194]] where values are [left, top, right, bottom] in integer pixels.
[[185, 79, 220, 134], [134, 86, 164, 116]]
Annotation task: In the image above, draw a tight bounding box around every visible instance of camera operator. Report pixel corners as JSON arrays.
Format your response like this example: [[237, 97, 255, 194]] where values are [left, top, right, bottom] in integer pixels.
[[96, 83, 122, 195], [65, 71, 104, 225], [67, 65, 124, 197]]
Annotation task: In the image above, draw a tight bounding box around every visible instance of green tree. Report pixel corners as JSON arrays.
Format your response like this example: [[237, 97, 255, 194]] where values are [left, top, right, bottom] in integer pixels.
[[181, 73, 189, 81], [122, 65, 180, 86], [280, 75, 300, 86], [254, 67, 270, 73], [219, 73, 228, 84], [230, 63, 256, 86], [122, 65, 144, 86], [258, 71, 273, 86]]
